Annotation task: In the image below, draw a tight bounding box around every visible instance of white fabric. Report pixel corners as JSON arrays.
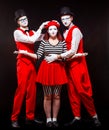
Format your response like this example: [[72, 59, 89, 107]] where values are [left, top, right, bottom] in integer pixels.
[[45, 54, 58, 63], [92, 114, 98, 119], [60, 49, 74, 58], [14, 28, 42, 44], [61, 27, 83, 58], [52, 118, 57, 121], [47, 118, 52, 123], [75, 116, 81, 120]]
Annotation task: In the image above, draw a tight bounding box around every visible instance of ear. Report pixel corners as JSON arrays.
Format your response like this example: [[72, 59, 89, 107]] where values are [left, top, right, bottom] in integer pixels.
[[17, 20, 20, 25], [70, 16, 73, 21]]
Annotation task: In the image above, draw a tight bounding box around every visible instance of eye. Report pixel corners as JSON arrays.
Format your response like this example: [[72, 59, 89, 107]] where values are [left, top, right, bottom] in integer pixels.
[[61, 17, 70, 21], [49, 28, 52, 31], [19, 17, 27, 22]]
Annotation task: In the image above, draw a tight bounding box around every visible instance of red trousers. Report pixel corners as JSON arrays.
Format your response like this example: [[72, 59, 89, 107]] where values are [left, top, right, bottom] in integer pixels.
[[11, 59, 37, 121], [66, 60, 97, 117]]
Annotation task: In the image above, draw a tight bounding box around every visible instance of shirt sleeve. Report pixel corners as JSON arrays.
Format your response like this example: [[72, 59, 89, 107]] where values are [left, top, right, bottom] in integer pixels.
[[62, 41, 67, 53], [61, 28, 83, 58], [13, 29, 42, 44], [36, 40, 44, 59]]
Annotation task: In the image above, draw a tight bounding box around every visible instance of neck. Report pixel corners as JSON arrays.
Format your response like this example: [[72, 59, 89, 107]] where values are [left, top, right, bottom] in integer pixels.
[[49, 36, 57, 40], [68, 23, 74, 29], [49, 37, 59, 45], [20, 26, 29, 31]]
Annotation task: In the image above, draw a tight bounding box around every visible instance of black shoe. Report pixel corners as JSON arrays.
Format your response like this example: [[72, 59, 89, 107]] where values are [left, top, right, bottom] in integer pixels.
[[92, 118, 101, 127], [52, 121, 59, 127], [46, 121, 53, 127], [33, 119, 44, 124], [64, 118, 81, 127], [25, 118, 44, 126], [11, 121, 20, 128]]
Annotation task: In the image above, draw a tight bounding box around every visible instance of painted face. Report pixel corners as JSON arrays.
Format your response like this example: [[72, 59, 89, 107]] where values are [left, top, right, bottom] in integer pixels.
[[61, 15, 72, 27], [48, 25, 58, 37], [18, 16, 28, 27]]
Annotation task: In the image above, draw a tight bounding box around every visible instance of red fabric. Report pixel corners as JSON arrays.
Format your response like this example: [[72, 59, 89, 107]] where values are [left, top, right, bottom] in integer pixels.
[[36, 60, 68, 86], [65, 26, 84, 67], [15, 28, 36, 64], [65, 26, 96, 117], [45, 20, 60, 29], [11, 28, 37, 121]]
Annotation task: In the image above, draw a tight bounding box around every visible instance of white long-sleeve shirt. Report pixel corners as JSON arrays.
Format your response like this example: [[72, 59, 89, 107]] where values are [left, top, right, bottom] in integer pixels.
[[61, 25, 83, 58], [14, 27, 44, 44]]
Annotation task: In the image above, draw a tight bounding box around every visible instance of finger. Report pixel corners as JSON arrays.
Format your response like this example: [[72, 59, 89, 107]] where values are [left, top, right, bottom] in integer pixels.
[[45, 60, 50, 63], [45, 59, 52, 63], [85, 53, 88, 56], [45, 58, 49, 62], [45, 57, 49, 61], [13, 51, 18, 54], [47, 61, 51, 63]]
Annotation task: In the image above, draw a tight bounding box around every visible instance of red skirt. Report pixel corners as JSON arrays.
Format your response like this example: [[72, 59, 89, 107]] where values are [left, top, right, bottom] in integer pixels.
[[36, 60, 68, 86]]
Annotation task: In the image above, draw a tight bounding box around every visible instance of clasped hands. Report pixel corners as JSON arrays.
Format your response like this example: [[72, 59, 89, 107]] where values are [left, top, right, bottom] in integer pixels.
[[45, 52, 88, 63]]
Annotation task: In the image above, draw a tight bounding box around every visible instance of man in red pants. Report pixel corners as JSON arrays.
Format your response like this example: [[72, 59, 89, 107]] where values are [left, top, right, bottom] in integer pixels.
[[11, 9, 48, 128], [45, 6, 101, 128]]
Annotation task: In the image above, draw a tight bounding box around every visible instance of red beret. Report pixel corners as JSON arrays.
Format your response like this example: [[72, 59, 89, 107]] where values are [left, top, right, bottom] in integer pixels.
[[45, 20, 60, 29]]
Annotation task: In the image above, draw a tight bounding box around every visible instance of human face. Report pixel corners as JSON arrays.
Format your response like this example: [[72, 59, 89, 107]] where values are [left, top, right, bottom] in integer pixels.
[[48, 25, 58, 38], [61, 15, 73, 27], [18, 16, 28, 27]]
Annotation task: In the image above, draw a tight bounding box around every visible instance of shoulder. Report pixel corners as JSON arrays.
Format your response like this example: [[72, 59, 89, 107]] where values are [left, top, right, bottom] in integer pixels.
[[13, 29, 23, 36], [61, 40, 66, 44], [59, 40, 66, 46], [73, 27, 82, 35], [41, 39, 47, 45]]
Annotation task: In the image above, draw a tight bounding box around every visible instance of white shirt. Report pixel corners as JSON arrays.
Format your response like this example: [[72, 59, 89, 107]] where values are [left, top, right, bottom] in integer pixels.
[[61, 25, 83, 58], [14, 27, 44, 44]]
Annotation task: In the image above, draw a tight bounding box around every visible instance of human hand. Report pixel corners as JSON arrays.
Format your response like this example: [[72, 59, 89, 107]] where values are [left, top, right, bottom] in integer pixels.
[[75, 52, 88, 57], [71, 52, 88, 59], [13, 50, 28, 55], [13, 50, 19, 54], [45, 54, 58, 63], [39, 21, 50, 30], [81, 52, 88, 56]]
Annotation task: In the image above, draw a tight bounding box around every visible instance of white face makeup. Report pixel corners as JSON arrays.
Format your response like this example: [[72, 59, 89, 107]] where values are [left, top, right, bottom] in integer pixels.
[[61, 15, 72, 27], [48, 25, 58, 37], [18, 16, 28, 27]]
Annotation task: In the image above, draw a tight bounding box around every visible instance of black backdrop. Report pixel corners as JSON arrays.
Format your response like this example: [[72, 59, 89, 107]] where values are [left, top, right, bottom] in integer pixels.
[[0, 0, 109, 129]]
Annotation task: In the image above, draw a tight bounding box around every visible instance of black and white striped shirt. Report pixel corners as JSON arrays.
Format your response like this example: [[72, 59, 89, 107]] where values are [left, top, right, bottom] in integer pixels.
[[36, 40, 67, 59]]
